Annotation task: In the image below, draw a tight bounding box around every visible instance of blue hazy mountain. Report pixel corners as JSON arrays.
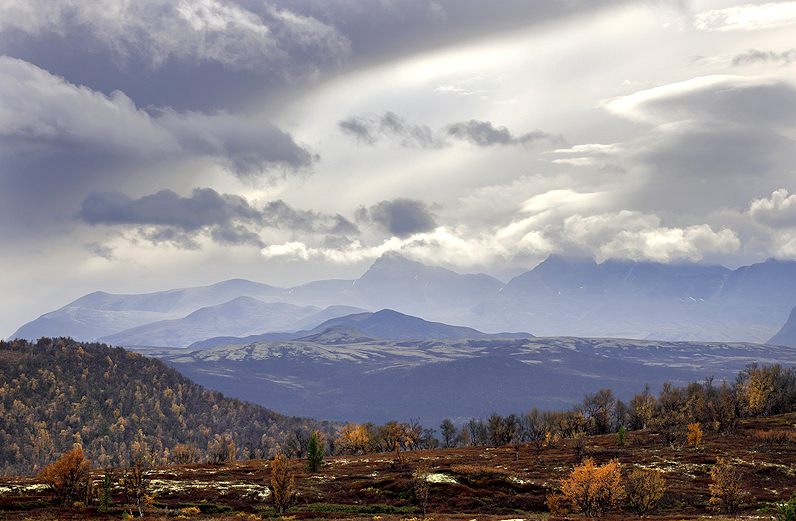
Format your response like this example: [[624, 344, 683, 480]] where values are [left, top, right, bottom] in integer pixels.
[[11, 253, 796, 346]]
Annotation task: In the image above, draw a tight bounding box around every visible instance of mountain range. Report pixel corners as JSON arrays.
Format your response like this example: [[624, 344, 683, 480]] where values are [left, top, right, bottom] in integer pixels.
[[11, 252, 796, 346]]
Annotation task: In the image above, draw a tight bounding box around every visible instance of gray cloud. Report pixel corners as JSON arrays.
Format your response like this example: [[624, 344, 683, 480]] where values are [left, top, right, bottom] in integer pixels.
[[446, 120, 564, 147], [732, 49, 796, 66], [605, 76, 796, 214], [78, 188, 358, 248], [0, 0, 351, 74], [339, 112, 560, 149], [359, 198, 438, 237], [339, 112, 444, 148], [0, 57, 315, 177], [85, 242, 116, 260]]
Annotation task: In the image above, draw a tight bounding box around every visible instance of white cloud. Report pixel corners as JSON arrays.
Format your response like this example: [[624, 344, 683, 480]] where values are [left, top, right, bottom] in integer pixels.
[[749, 188, 796, 228], [563, 211, 740, 263], [695, 2, 796, 32], [604, 75, 784, 126]]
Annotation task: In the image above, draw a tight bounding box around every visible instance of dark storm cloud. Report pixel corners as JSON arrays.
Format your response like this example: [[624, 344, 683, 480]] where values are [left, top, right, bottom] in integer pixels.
[[339, 113, 560, 149], [359, 199, 438, 237], [338, 112, 444, 148], [446, 120, 564, 147], [732, 49, 796, 66], [78, 188, 359, 248]]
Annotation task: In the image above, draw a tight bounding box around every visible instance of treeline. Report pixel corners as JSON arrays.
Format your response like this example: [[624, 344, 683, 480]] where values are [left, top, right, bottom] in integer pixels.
[[0, 337, 335, 475], [427, 363, 796, 451]]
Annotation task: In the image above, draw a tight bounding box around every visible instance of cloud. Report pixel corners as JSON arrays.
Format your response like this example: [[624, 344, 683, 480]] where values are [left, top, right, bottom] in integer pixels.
[[78, 188, 358, 249], [85, 242, 116, 260], [338, 112, 444, 148], [562, 211, 740, 263], [339, 112, 559, 149], [601, 75, 796, 214], [358, 198, 438, 238], [0, 0, 351, 73], [446, 120, 563, 147], [749, 189, 796, 229], [606, 75, 796, 127], [0, 56, 314, 185], [695, 2, 796, 32], [732, 48, 796, 66]]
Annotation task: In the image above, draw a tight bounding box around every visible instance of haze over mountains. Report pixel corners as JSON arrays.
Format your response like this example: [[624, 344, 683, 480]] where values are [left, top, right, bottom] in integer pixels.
[[12, 253, 796, 347]]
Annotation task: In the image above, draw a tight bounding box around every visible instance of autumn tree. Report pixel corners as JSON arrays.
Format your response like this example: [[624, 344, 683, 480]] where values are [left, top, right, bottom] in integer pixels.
[[440, 419, 457, 448], [559, 458, 624, 517], [208, 433, 236, 464], [122, 446, 153, 517], [629, 383, 656, 430], [269, 454, 295, 514], [380, 421, 418, 466], [337, 422, 376, 455], [625, 467, 666, 516], [38, 446, 93, 506], [709, 457, 742, 514], [413, 461, 431, 517], [581, 389, 616, 435]]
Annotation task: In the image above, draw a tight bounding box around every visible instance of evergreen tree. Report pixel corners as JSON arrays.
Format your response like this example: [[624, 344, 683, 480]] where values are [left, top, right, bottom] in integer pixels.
[[306, 430, 324, 471]]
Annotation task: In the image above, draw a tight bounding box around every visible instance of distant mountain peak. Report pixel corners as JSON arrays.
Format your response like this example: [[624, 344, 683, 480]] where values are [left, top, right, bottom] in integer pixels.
[[296, 325, 385, 345]]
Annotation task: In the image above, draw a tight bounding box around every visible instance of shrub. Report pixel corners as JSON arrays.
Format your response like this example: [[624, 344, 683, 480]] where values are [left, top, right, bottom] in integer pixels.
[[38, 446, 93, 506], [625, 468, 665, 516], [560, 458, 624, 517], [687, 422, 703, 449], [709, 457, 742, 514], [775, 491, 796, 521], [269, 454, 295, 514]]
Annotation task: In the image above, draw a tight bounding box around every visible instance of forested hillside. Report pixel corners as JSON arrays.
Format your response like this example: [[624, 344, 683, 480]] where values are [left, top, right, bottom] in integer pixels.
[[0, 338, 331, 475]]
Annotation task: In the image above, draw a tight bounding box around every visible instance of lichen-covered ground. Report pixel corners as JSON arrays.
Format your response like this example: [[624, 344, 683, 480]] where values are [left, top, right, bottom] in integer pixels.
[[2, 414, 796, 520]]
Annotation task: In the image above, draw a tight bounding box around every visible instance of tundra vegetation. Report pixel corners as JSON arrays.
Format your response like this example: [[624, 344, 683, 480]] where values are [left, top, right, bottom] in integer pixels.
[[3, 338, 796, 519]]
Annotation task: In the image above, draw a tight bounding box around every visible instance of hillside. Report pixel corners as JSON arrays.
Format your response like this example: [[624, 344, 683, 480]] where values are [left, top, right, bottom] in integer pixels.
[[0, 338, 330, 476]]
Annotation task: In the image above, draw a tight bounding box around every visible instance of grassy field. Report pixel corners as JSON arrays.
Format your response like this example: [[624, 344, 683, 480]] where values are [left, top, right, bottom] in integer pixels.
[[2, 414, 796, 520]]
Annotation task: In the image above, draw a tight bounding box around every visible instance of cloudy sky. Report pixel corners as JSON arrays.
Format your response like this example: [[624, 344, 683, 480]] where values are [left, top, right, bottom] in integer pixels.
[[2, 0, 796, 337]]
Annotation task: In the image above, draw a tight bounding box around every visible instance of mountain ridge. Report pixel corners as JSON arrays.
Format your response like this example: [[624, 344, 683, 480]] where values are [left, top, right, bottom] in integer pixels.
[[11, 253, 796, 345]]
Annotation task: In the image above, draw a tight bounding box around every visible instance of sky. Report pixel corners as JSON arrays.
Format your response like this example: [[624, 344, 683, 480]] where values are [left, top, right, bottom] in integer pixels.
[[1, 0, 796, 338]]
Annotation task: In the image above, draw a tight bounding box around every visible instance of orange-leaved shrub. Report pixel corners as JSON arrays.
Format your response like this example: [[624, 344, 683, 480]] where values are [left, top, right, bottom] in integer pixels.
[[558, 458, 624, 517]]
